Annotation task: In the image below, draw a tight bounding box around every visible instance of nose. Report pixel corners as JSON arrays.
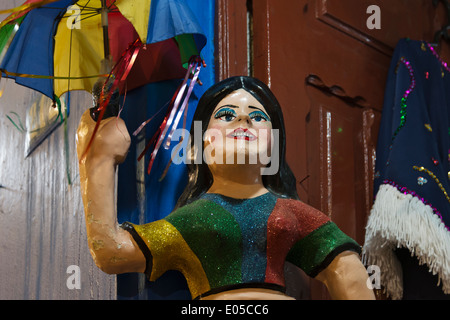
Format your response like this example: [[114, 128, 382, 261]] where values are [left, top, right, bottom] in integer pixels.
[[236, 113, 251, 125]]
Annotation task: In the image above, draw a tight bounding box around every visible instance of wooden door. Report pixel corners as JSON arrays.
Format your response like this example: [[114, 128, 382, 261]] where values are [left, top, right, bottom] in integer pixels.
[[216, 0, 449, 299]]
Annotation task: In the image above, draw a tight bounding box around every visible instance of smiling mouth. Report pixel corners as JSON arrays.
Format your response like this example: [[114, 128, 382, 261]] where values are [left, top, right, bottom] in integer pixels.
[[226, 128, 257, 141]]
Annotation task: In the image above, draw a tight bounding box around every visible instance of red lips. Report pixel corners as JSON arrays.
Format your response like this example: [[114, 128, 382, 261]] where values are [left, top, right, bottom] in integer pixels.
[[226, 128, 257, 141]]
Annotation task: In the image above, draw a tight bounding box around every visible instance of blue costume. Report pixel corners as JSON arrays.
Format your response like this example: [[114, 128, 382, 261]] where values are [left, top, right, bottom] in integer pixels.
[[363, 38, 450, 299]]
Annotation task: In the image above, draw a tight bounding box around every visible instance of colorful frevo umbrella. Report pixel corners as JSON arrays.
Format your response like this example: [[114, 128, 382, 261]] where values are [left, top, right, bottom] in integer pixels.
[[0, 0, 206, 179]]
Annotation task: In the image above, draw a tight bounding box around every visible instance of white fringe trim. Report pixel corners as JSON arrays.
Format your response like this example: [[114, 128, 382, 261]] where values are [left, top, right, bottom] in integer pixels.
[[362, 183, 450, 300]]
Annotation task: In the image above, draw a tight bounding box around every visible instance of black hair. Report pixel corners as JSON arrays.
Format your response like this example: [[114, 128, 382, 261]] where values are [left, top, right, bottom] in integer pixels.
[[175, 76, 299, 208]]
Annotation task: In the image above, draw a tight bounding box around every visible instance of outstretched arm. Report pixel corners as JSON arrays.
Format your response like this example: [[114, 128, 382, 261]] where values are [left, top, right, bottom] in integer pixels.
[[76, 110, 146, 274], [315, 251, 375, 300]]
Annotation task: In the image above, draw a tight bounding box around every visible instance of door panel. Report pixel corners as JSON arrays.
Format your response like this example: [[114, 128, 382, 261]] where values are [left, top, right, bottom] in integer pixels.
[[317, 0, 437, 55], [305, 78, 380, 243]]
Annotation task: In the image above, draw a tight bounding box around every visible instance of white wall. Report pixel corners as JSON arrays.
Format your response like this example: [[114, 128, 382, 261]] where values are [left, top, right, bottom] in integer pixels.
[[0, 1, 116, 299]]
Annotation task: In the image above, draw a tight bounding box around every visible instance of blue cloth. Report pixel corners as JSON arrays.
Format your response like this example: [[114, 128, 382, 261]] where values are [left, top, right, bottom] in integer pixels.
[[374, 38, 450, 229], [0, 0, 75, 98], [147, 0, 206, 50]]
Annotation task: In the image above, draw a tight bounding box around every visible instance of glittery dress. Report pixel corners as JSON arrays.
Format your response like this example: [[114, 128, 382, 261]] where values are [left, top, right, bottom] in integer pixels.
[[122, 192, 360, 299], [363, 38, 450, 299]]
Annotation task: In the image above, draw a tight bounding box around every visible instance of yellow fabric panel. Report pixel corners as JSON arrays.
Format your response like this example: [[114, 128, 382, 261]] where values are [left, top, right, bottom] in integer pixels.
[[132, 220, 210, 298], [115, 0, 151, 43], [53, 1, 104, 97]]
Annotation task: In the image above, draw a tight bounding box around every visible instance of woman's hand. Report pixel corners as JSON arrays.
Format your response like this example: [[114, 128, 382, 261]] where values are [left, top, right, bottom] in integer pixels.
[[76, 109, 130, 166]]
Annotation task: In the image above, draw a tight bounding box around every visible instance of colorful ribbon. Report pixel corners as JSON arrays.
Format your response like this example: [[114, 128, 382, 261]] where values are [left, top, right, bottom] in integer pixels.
[[134, 56, 203, 176], [164, 58, 202, 149]]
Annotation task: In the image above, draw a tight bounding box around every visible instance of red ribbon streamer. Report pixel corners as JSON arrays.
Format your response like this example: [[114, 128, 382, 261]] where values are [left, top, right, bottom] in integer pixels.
[[80, 39, 142, 160]]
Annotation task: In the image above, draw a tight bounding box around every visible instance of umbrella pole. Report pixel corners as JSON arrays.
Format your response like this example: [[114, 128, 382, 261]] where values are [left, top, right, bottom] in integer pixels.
[[101, 0, 111, 70]]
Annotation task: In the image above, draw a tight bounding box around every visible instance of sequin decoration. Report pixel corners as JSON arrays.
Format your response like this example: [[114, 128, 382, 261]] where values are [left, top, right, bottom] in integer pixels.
[[427, 43, 450, 74], [383, 180, 450, 232], [421, 42, 427, 51], [390, 57, 416, 147], [417, 177, 428, 185], [413, 166, 450, 204], [424, 124, 432, 132]]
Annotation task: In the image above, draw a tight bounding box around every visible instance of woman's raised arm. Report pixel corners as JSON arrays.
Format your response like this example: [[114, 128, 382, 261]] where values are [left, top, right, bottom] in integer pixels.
[[76, 110, 146, 274]]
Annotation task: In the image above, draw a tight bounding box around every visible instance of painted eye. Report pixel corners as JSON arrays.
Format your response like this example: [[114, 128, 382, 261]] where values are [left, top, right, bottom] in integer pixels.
[[249, 111, 270, 122], [214, 108, 236, 122], [252, 115, 265, 122]]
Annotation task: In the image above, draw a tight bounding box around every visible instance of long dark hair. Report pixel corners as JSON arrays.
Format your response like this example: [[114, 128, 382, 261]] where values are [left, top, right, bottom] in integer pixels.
[[175, 76, 299, 208]]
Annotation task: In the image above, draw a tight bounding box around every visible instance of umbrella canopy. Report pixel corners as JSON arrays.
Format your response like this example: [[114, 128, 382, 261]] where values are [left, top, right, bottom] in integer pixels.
[[0, 0, 206, 99]]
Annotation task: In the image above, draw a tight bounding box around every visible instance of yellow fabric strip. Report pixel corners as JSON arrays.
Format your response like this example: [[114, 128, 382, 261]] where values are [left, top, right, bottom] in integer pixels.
[[115, 0, 151, 43], [1, 68, 106, 80], [53, 1, 104, 98], [132, 220, 210, 299]]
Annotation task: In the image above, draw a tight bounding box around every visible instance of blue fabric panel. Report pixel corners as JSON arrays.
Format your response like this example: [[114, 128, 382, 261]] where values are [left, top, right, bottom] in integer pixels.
[[146, 0, 206, 51], [0, 0, 75, 98], [375, 39, 450, 229]]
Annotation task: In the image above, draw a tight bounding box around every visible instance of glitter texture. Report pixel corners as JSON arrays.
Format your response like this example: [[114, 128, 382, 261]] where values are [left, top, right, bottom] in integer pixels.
[[124, 195, 361, 298], [265, 199, 303, 285], [201, 192, 277, 283], [131, 219, 210, 298], [286, 221, 360, 277], [165, 199, 243, 289]]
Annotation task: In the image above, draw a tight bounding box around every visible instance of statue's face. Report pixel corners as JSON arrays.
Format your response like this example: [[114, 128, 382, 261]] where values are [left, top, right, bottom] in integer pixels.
[[204, 89, 273, 166]]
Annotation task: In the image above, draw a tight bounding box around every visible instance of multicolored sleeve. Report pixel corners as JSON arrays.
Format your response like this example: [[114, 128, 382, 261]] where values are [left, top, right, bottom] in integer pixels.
[[120, 216, 211, 298], [283, 200, 361, 278], [120, 221, 155, 279]]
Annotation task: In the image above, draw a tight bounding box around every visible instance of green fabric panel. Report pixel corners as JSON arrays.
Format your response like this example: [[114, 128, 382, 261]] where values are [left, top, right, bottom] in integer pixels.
[[0, 17, 24, 55], [286, 221, 361, 277], [174, 33, 199, 68], [165, 199, 243, 288]]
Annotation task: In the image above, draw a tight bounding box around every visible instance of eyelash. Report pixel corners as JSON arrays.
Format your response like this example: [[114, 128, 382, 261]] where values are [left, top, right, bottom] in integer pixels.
[[214, 109, 236, 120], [249, 111, 270, 122], [213, 108, 270, 122]]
